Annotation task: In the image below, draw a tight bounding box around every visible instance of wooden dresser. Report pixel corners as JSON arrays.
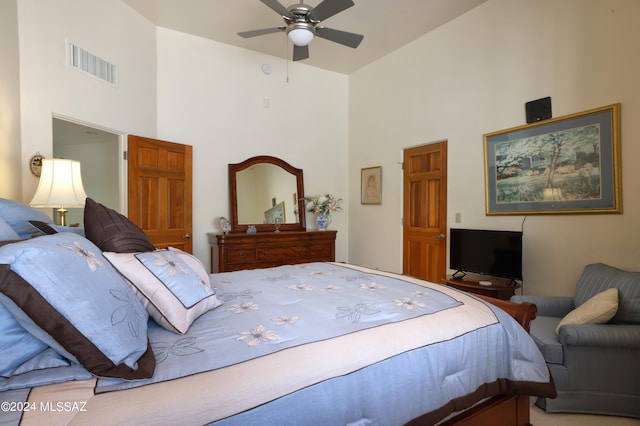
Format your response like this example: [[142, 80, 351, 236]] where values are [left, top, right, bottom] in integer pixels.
[[208, 230, 337, 273]]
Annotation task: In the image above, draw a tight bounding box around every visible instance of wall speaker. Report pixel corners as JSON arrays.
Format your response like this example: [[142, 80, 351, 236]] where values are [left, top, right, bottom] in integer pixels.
[[525, 97, 552, 123]]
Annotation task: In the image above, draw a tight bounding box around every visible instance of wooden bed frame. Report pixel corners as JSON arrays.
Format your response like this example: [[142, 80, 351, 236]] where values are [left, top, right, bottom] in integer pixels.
[[408, 295, 537, 426]]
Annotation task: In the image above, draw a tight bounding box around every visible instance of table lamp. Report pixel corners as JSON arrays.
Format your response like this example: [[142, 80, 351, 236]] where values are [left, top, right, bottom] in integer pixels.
[[29, 158, 88, 226]]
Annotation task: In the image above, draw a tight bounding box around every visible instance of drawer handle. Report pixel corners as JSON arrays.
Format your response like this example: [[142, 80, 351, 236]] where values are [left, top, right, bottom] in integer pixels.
[[239, 253, 245, 258]]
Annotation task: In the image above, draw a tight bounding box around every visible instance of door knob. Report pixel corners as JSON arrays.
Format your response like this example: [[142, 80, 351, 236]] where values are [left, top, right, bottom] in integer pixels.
[[184, 234, 192, 239], [436, 234, 445, 240]]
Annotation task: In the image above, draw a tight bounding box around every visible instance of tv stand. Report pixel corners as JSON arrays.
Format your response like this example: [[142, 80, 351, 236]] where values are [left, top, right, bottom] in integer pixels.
[[442, 275, 520, 300]]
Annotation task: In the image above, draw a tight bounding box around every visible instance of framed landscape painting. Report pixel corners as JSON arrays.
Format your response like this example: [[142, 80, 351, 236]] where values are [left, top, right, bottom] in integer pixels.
[[484, 103, 621, 215]]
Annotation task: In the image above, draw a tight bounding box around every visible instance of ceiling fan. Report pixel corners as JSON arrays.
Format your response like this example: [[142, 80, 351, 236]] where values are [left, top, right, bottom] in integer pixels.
[[238, 0, 364, 61]]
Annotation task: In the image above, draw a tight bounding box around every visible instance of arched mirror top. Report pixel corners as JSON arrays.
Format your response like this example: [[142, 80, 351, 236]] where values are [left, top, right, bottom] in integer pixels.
[[229, 156, 306, 232]]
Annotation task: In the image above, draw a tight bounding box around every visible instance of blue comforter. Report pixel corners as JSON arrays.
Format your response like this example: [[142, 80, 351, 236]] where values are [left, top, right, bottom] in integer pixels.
[[1, 263, 555, 425]]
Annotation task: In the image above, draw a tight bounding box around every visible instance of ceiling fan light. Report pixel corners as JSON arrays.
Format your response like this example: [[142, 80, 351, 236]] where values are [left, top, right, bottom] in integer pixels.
[[288, 28, 314, 46]]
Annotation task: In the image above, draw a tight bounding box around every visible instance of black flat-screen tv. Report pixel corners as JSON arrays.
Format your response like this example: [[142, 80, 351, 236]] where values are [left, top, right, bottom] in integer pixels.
[[449, 228, 523, 281]]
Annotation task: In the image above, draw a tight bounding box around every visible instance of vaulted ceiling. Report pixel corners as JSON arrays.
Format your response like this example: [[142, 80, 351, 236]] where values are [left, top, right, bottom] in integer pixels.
[[123, 0, 487, 74]]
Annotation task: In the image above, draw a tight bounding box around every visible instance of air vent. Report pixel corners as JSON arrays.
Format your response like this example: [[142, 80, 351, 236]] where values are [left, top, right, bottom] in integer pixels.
[[66, 40, 118, 87]]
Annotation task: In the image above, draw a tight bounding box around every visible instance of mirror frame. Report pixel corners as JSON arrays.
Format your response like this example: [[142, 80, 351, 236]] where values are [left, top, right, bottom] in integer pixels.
[[228, 155, 306, 233]]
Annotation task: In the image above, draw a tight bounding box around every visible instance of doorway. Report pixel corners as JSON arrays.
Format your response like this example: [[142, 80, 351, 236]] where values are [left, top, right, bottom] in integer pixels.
[[402, 142, 448, 283], [52, 117, 124, 224]]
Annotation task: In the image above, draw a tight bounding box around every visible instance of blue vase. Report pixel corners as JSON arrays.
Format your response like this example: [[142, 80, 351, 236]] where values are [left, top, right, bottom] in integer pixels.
[[316, 213, 331, 230]]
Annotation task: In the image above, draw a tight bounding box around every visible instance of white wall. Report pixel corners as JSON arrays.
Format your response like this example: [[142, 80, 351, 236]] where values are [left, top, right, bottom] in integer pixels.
[[54, 139, 119, 225], [0, 0, 22, 199], [11, 0, 636, 296], [155, 29, 350, 269], [15, 0, 157, 202], [6, 1, 348, 272], [348, 0, 640, 296]]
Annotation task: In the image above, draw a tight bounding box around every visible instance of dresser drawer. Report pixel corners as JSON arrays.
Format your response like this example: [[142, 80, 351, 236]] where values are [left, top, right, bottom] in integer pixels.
[[221, 237, 256, 245], [226, 248, 256, 264], [309, 243, 333, 258], [257, 246, 308, 261], [210, 230, 336, 273]]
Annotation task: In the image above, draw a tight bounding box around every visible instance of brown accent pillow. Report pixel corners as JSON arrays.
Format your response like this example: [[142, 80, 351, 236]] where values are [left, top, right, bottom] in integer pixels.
[[84, 198, 155, 253], [28, 220, 57, 235]]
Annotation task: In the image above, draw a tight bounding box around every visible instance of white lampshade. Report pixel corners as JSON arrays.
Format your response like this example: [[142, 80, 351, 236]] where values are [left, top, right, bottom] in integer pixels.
[[30, 159, 88, 225], [288, 28, 314, 46]]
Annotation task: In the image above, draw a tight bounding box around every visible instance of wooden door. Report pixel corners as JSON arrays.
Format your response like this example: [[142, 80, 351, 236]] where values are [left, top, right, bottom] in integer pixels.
[[403, 142, 447, 282], [127, 135, 193, 253]]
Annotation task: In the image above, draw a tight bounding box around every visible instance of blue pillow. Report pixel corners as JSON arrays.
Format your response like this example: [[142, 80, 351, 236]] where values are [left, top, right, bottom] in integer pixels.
[[28, 220, 85, 237], [0, 300, 48, 377], [50, 224, 85, 236], [0, 217, 20, 241], [0, 233, 155, 379], [0, 198, 51, 238], [0, 349, 92, 392]]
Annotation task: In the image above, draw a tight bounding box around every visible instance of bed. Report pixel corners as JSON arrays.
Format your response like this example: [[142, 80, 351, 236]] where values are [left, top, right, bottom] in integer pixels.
[[0, 199, 555, 425]]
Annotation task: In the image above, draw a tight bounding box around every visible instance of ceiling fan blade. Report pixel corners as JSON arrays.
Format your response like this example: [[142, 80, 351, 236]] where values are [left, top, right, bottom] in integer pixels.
[[293, 45, 309, 61], [238, 27, 285, 38], [309, 0, 354, 22], [316, 27, 364, 48], [260, 0, 294, 18]]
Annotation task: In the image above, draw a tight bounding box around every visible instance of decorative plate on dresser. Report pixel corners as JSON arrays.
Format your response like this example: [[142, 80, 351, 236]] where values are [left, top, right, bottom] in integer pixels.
[[219, 217, 232, 234]]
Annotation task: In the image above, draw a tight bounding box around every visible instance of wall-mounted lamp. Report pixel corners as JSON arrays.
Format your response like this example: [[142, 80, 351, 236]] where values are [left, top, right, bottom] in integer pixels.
[[29, 159, 88, 226]]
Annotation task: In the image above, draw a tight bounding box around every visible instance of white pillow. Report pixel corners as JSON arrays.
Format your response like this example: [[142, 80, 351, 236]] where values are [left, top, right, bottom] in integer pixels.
[[104, 248, 222, 334], [556, 288, 618, 334]]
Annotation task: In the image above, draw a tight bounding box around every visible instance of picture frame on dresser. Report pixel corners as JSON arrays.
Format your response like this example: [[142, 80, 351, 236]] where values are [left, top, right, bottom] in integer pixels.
[[484, 103, 621, 215]]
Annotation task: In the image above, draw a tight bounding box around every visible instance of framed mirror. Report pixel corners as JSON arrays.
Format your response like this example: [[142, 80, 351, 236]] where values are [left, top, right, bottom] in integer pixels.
[[229, 156, 306, 232]]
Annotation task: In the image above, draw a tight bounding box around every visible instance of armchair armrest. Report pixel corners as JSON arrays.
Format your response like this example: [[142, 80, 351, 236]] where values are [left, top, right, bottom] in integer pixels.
[[510, 295, 574, 317], [558, 324, 640, 349]]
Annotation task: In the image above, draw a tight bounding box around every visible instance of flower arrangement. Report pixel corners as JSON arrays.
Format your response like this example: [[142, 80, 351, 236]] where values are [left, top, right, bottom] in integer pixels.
[[304, 193, 342, 216]]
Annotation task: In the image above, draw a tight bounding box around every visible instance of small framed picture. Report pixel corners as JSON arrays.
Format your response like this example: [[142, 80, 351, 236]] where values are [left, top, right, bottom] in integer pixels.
[[361, 166, 382, 205]]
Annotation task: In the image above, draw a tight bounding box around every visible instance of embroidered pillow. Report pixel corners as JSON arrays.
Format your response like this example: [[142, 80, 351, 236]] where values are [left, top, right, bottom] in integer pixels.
[[84, 197, 155, 253], [0, 198, 51, 238], [0, 233, 155, 379], [556, 288, 619, 334], [104, 248, 221, 334]]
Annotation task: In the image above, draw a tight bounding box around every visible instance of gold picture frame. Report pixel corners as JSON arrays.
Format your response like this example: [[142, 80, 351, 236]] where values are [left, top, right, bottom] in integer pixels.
[[361, 166, 382, 205], [484, 103, 621, 215]]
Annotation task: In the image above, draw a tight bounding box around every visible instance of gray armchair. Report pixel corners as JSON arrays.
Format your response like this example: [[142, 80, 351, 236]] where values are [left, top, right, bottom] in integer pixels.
[[511, 263, 640, 418]]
